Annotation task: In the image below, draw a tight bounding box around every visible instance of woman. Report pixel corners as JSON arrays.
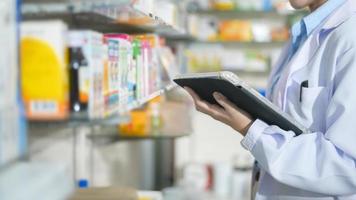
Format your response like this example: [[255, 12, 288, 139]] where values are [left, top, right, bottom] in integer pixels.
[[184, 0, 356, 199]]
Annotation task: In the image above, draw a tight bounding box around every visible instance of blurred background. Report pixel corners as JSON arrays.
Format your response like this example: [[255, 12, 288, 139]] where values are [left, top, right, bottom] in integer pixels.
[[0, 0, 306, 199]]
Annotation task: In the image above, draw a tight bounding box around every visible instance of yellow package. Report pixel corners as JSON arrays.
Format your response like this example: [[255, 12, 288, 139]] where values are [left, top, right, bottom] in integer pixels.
[[119, 109, 151, 136], [21, 20, 69, 120], [219, 20, 253, 42], [212, 0, 235, 10]]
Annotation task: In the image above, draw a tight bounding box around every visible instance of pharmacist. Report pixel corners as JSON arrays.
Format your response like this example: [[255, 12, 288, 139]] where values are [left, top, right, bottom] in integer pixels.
[[185, 0, 356, 199]]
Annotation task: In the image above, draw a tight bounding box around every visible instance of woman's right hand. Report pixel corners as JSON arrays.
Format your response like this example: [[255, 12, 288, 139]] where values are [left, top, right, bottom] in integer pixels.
[[184, 87, 254, 136]]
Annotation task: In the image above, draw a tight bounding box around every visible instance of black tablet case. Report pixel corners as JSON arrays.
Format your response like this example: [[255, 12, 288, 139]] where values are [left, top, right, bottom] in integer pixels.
[[174, 76, 304, 136]]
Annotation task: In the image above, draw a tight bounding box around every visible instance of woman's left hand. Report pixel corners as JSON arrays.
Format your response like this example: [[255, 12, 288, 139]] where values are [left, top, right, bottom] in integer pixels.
[[184, 87, 254, 136]]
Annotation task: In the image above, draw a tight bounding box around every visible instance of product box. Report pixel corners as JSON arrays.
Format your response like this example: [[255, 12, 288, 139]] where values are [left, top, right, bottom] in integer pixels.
[[219, 20, 253, 42], [21, 20, 69, 120], [135, 34, 161, 95], [105, 34, 134, 112], [103, 35, 120, 116], [68, 30, 106, 119], [132, 39, 143, 100], [141, 40, 151, 98]]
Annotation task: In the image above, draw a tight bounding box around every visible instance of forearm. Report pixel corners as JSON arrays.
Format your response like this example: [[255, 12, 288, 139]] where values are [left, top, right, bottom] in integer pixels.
[[242, 119, 356, 195]]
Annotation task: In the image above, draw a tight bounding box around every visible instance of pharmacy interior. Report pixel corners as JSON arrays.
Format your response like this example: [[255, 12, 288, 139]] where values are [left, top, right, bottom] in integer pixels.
[[0, 0, 305, 199]]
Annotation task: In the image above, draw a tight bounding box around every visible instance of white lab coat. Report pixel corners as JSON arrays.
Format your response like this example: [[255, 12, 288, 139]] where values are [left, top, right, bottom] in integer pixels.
[[243, 0, 356, 199]]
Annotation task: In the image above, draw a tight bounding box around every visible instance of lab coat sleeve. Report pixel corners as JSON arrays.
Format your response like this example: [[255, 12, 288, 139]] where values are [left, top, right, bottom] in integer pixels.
[[241, 48, 356, 196]]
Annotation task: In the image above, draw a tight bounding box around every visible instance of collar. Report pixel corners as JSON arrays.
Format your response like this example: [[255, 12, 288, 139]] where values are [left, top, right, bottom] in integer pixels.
[[291, 0, 345, 39], [303, 0, 345, 35]]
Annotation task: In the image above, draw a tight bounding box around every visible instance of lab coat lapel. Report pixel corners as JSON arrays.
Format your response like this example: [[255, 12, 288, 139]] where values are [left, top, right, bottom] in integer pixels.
[[266, 41, 292, 100], [281, 31, 320, 110]]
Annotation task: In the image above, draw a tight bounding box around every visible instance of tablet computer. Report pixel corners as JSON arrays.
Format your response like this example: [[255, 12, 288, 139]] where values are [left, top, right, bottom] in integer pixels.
[[173, 71, 307, 136]]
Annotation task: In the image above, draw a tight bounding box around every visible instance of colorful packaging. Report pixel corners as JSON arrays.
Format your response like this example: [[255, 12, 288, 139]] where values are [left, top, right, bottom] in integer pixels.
[[132, 39, 142, 100], [105, 34, 134, 112], [102, 43, 110, 117], [68, 30, 106, 119], [212, 0, 235, 10], [119, 109, 151, 136], [135, 34, 161, 95], [21, 20, 69, 120], [104, 35, 120, 116], [127, 41, 137, 104], [141, 40, 150, 98], [146, 35, 162, 94], [219, 20, 253, 42]]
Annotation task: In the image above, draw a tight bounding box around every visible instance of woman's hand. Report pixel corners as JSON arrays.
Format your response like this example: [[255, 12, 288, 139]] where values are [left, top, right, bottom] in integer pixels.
[[184, 87, 254, 136]]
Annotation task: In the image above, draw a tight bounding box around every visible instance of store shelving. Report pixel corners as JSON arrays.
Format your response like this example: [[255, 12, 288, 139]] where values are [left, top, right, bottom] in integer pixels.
[[21, 1, 187, 37], [90, 132, 191, 145], [88, 124, 191, 146], [127, 83, 177, 111], [28, 83, 177, 128], [170, 33, 289, 46], [189, 40, 287, 48], [190, 9, 307, 19], [1, 0, 190, 198], [25, 82, 179, 157]]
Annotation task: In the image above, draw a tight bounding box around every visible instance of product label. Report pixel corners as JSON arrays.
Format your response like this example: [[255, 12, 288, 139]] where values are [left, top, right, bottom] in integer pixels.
[[30, 100, 59, 114], [106, 39, 120, 115]]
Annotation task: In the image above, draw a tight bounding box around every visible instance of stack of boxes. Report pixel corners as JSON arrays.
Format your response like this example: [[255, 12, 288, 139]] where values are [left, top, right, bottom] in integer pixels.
[[20, 20, 172, 121]]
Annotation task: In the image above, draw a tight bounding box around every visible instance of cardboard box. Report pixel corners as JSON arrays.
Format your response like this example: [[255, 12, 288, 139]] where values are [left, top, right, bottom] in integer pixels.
[[69, 187, 138, 200], [21, 20, 69, 120], [68, 30, 106, 119]]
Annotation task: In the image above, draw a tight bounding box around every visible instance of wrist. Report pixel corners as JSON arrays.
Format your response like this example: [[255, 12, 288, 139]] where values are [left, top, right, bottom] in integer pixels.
[[239, 120, 255, 136]]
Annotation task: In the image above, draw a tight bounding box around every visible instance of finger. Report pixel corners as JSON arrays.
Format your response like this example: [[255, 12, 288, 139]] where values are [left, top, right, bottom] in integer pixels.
[[210, 104, 228, 116], [184, 87, 201, 102], [184, 87, 215, 114], [213, 92, 238, 112], [183, 87, 213, 114], [213, 92, 253, 120], [209, 104, 230, 123]]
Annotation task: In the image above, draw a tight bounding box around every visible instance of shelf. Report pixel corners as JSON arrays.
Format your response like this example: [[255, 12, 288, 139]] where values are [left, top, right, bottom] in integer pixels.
[[83, 117, 192, 144], [228, 69, 270, 76], [189, 40, 287, 48], [28, 83, 177, 129], [89, 132, 191, 145], [127, 83, 177, 110], [21, 1, 186, 37], [190, 9, 307, 19], [189, 69, 270, 76]]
